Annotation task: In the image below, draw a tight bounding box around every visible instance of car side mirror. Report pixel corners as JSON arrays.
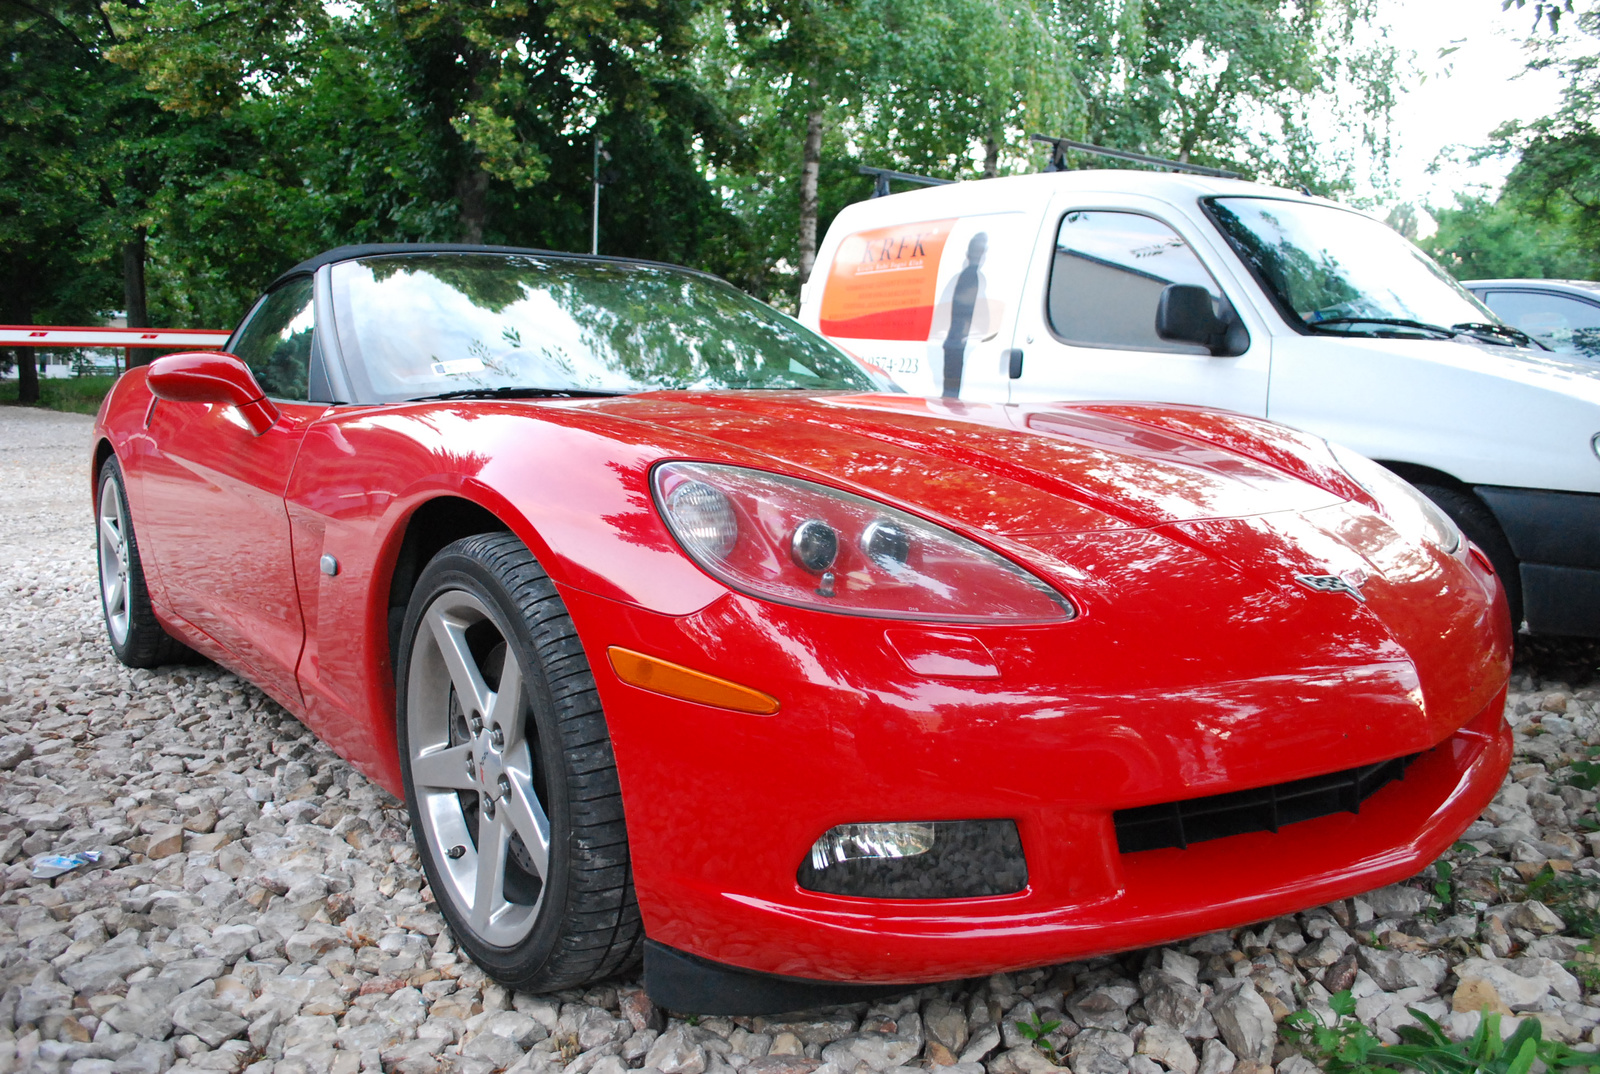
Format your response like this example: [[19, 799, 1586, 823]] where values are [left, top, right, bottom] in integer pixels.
[[147, 352, 280, 435], [1156, 284, 1230, 355]]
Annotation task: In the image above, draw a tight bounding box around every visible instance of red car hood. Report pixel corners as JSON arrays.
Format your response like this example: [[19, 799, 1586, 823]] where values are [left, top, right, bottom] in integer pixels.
[[564, 390, 1499, 740], [582, 390, 1344, 534], [586, 391, 1342, 536]]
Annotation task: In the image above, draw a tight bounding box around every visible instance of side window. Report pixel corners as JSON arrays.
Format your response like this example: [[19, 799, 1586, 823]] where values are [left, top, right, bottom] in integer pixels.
[[1482, 290, 1600, 357], [231, 277, 315, 400], [1048, 211, 1230, 353]]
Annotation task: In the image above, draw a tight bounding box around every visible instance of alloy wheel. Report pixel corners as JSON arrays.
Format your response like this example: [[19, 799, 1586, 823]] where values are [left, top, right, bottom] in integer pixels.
[[406, 588, 551, 947], [97, 477, 132, 647]]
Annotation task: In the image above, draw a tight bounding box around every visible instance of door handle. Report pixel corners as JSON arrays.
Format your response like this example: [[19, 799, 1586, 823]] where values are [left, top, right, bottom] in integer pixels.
[[1005, 348, 1024, 379]]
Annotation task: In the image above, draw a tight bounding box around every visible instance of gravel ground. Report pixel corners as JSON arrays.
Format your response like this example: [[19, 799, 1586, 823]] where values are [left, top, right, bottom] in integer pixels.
[[3, 404, 1600, 1074]]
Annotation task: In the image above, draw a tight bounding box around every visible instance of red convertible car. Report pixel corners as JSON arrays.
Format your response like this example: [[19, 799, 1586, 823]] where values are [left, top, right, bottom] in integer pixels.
[[93, 245, 1512, 1013]]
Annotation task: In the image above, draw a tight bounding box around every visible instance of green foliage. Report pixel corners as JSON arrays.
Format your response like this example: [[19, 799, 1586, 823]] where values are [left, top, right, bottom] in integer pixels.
[[1284, 989, 1600, 1073], [1016, 1012, 1062, 1065], [1565, 747, 1600, 792], [1457, 1, 1600, 281], [1432, 860, 1457, 914], [0, 375, 118, 414], [3, 0, 1405, 327], [1423, 195, 1600, 281], [1525, 863, 1600, 937]]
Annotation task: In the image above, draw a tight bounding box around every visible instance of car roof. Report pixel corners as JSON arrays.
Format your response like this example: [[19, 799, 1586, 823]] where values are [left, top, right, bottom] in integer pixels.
[[267, 243, 720, 292], [1462, 278, 1600, 300]]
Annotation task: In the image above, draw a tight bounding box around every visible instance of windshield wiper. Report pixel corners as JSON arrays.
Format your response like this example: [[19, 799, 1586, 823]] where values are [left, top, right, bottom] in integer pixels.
[[1305, 317, 1459, 339], [1450, 322, 1544, 349], [408, 386, 630, 402]]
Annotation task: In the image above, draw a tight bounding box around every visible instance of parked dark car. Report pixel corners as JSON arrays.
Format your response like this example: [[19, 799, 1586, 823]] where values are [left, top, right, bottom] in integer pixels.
[[1463, 279, 1600, 359]]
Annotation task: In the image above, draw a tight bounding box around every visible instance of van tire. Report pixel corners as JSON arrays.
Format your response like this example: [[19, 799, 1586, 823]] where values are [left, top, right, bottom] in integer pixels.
[[1415, 483, 1522, 628]]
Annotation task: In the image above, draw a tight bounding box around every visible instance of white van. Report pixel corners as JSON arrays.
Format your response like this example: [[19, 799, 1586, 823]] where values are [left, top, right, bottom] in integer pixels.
[[798, 169, 1600, 637]]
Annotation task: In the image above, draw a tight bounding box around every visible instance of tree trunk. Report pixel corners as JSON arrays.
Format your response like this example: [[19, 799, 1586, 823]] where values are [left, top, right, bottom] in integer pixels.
[[124, 227, 148, 328], [457, 165, 490, 244], [984, 135, 999, 178], [798, 109, 824, 287], [3, 264, 38, 403], [16, 348, 38, 405], [123, 227, 150, 368]]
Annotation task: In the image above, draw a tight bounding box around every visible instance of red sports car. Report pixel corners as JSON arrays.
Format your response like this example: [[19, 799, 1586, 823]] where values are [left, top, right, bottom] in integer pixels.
[[92, 244, 1512, 1013]]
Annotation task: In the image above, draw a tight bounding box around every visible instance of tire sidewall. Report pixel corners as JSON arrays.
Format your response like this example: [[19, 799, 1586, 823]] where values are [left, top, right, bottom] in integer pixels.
[[396, 546, 575, 983]]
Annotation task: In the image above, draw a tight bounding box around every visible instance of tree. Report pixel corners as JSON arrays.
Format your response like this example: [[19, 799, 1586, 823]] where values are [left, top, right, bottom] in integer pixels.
[[1421, 194, 1599, 279], [1477, 0, 1600, 273]]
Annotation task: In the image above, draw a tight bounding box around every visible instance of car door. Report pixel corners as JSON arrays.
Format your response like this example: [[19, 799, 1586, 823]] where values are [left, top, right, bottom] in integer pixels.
[[140, 276, 324, 710], [1008, 200, 1270, 414]]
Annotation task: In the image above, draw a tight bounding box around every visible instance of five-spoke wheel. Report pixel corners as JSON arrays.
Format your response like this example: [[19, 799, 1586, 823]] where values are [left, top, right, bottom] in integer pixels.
[[95, 457, 192, 668], [98, 472, 132, 648], [397, 532, 642, 989], [407, 588, 553, 947]]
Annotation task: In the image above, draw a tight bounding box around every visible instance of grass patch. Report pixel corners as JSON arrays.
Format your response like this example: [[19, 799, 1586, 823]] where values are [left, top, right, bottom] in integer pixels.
[[0, 375, 118, 415]]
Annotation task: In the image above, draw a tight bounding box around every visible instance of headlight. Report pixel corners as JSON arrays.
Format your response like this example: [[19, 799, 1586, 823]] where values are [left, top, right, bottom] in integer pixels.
[[652, 462, 1075, 623], [1326, 441, 1461, 554]]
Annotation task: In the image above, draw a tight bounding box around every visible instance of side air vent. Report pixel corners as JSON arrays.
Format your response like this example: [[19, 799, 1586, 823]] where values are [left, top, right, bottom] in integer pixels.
[[1114, 753, 1420, 854]]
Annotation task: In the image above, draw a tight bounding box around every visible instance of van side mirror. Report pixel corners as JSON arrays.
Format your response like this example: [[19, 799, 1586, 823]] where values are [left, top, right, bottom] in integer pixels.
[[1156, 284, 1230, 355], [147, 351, 280, 435]]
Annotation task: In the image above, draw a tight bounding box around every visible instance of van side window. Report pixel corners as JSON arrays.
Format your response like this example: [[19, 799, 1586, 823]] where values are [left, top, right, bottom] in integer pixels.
[[230, 277, 315, 401], [1048, 212, 1227, 353]]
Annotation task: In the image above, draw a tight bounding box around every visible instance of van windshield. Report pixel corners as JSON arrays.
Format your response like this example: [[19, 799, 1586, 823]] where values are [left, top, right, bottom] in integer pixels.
[[1206, 198, 1495, 337]]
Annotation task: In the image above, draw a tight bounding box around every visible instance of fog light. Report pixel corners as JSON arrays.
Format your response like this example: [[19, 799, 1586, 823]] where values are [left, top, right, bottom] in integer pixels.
[[799, 820, 1026, 899], [809, 822, 936, 870]]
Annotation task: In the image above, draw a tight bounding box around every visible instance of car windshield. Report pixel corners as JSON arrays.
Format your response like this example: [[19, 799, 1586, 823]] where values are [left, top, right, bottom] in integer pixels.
[[1205, 198, 1495, 335], [329, 253, 874, 402]]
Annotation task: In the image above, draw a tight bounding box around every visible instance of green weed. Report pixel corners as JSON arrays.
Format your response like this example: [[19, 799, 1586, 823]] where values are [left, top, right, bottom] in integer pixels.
[[1285, 990, 1600, 1072], [1016, 1011, 1062, 1065], [1564, 748, 1600, 791], [1525, 864, 1600, 938]]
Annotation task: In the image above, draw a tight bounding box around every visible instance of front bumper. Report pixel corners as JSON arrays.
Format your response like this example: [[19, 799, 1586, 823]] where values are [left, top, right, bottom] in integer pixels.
[[1477, 486, 1600, 637], [559, 553, 1511, 986]]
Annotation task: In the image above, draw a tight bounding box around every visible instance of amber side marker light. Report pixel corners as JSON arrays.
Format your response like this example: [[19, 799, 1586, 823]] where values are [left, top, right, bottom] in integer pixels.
[[606, 647, 780, 715]]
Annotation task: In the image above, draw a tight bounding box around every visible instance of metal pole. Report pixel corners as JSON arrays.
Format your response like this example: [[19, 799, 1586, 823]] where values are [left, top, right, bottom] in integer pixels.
[[592, 135, 601, 256]]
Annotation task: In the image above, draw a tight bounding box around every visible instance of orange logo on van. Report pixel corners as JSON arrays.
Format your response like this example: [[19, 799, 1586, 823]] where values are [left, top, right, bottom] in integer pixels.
[[819, 220, 955, 341]]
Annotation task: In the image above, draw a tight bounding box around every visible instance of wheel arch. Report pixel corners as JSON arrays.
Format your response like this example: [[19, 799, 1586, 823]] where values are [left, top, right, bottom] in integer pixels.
[[1374, 459, 1524, 624], [1372, 459, 1469, 492], [92, 437, 116, 493], [382, 494, 514, 680]]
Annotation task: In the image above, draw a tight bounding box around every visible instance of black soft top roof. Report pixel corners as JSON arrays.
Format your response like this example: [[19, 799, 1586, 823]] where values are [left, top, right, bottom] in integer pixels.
[[267, 243, 718, 292]]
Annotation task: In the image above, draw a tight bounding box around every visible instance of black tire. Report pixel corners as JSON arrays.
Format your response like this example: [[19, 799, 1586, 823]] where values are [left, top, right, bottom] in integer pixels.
[[396, 532, 642, 991], [1415, 482, 1523, 627], [95, 457, 194, 668]]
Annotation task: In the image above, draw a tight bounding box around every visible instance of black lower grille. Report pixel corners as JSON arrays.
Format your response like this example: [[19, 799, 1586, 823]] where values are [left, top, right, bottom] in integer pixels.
[[1113, 753, 1420, 854]]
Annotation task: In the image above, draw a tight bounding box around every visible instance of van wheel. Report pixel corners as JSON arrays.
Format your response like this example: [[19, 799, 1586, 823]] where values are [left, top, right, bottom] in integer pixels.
[[1415, 483, 1522, 628]]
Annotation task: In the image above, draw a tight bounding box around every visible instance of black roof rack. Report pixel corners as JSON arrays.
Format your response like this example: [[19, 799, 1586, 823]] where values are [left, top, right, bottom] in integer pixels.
[[1031, 135, 1243, 180], [858, 166, 956, 198]]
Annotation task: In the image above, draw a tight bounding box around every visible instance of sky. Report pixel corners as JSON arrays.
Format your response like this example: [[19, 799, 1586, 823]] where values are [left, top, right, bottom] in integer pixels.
[[1368, 0, 1572, 214]]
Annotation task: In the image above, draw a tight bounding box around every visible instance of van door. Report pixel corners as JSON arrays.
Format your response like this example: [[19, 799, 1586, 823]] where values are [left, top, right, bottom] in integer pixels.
[[813, 212, 1037, 401], [1008, 200, 1270, 414]]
